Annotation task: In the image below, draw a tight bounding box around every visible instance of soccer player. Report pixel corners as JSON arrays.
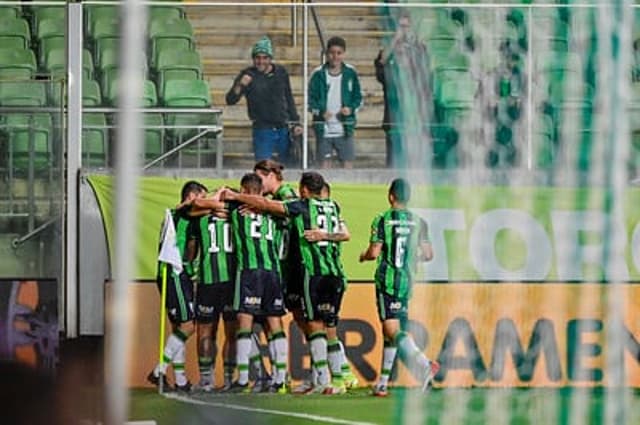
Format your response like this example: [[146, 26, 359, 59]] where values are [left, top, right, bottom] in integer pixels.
[[148, 180, 206, 392], [222, 171, 348, 394], [253, 159, 300, 392], [228, 173, 289, 393], [192, 196, 237, 392], [359, 178, 439, 396], [304, 181, 358, 391]]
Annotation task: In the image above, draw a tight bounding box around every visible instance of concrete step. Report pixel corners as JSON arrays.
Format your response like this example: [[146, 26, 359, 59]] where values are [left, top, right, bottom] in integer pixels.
[[201, 58, 379, 78], [220, 103, 383, 124], [189, 11, 387, 32], [206, 73, 384, 93]]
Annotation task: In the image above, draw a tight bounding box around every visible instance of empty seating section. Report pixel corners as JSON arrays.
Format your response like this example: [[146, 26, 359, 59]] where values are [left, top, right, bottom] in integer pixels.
[[379, 4, 627, 169]]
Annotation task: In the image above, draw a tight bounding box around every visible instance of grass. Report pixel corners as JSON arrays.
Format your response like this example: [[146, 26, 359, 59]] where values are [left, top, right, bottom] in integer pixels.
[[129, 387, 640, 425]]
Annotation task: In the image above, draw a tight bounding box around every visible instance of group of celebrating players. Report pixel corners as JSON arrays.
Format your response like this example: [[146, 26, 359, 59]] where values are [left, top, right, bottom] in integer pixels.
[[147, 159, 440, 396]]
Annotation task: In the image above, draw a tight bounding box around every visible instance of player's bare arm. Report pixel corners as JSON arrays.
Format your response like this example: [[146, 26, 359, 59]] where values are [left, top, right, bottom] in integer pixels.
[[304, 221, 351, 243], [419, 241, 434, 262], [359, 242, 382, 262], [221, 189, 287, 216]]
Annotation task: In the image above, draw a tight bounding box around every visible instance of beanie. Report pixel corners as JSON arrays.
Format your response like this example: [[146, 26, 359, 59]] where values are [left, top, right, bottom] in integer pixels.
[[252, 36, 273, 58]]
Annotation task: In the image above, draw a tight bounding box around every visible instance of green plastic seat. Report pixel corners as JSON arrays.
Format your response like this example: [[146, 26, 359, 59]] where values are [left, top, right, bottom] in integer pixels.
[[0, 48, 36, 80], [94, 38, 119, 69], [92, 18, 120, 59], [149, 6, 185, 23], [31, 6, 66, 36], [83, 78, 102, 106], [103, 77, 156, 107], [148, 18, 195, 69], [440, 77, 478, 126], [0, 5, 22, 19], [143, 113, 165, 162], [0, 17, 30, 51], [3, 113, 52, 173], [156, 49, 202, 98], [163, 79, 213, 141], [0, 81, 46, 106], [85, 5, 118, 39], [37, 18, 65, 65], [82, 113, 109, 168]]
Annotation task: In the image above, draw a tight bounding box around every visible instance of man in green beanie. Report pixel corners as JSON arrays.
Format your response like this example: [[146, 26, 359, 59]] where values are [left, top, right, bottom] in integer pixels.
[[226, 36, 303, 165]]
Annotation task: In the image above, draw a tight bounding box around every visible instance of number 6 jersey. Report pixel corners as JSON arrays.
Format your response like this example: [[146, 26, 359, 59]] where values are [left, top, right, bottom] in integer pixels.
[[370, 208, 430, 299]]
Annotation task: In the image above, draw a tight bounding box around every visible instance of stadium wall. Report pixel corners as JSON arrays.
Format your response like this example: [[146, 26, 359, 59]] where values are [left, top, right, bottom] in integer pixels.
[[110, 282, 640, 388]]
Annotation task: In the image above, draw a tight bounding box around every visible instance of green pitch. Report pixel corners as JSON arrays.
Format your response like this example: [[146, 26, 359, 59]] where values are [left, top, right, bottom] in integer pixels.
[[129, 387, 640, 425]]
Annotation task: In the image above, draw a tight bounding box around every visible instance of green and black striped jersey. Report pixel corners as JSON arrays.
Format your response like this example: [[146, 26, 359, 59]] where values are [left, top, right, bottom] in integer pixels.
[[156, 207, 198, 279], [370, 208, 429, 298], [196, 214, 235, 285], [230, 203, 280, 273], [283, 197, 345, 278], [272, 183, 302, 277]]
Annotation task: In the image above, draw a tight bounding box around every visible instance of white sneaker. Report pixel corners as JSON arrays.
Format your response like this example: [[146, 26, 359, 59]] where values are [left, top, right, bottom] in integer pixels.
[[421, 360, 440, 392], [292, 381, 314, 394]]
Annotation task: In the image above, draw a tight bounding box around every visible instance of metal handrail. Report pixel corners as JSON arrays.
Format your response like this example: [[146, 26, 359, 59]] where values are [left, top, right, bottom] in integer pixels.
[[143, 127, 222, 170], [12, 215, 61, 248], [307, 0, 326, 65]]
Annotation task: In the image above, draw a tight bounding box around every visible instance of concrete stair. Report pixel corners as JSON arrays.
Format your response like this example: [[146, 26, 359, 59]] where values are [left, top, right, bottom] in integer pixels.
[[186, 2, 388, 169]]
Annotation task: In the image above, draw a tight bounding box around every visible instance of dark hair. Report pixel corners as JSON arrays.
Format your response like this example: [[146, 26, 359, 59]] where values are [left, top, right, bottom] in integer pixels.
[[300, 171, 325, 195], [389, 178, 411, 203], [180, 180, 207, 202], [322, 182, 331, 197], [327, 36, 346, 51], [253, 159, 284, 181], [240, 172, 263, 194]]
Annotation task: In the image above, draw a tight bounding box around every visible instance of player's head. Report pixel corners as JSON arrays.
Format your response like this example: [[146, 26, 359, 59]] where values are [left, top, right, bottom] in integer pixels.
[[240, 172, 263, 195], [254, 159, 284, 194], [299, 171, 325, 198], [389, 178, 411, 205], [321, 182, 331, 198], [180, 180, 208, 202]]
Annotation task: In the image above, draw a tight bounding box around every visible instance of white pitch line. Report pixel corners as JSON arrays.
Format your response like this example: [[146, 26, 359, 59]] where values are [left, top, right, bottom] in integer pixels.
[[163, 392, 378, 425]]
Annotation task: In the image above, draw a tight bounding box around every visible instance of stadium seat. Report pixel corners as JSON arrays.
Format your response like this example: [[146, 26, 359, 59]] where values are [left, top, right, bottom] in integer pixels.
[[149, 18, 195, 69], [0, 5, 22, 19], [82, 113, 108, 168], [0, 48, 37, 80], [155, 49, 202, 99], [440, 77, 478, 126], [0, 17, 30, 51], [37, 18, 65, 65], [143, 113, 165, 162], [31, 6, 65, 36], [0, 81, 46, 106], [83, 78, 102, 107], [92, 18, 120, 61], [149, 5, 185, 23], [85, 5, 118, 39], [163, 79, 213, 141], [3, 113, 52, 173], [534, 114, 556, 169]]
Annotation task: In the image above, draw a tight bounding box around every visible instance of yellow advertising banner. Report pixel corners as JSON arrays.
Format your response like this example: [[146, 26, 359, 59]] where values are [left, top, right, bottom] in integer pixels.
[[114, 282, 640, 388]]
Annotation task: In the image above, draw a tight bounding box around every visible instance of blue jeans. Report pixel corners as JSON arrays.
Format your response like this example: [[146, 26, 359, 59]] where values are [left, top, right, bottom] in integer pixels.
[[252, 127, 290, 163]]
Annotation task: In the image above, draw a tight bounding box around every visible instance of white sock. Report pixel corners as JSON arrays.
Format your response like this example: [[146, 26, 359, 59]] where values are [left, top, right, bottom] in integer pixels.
[[236, 329, 252, 385], [308, 332, 330, 386], [155, 332, 183, 375], [378, 339, 397, 386], [173, 342, 187, 386], [327, 338, 343, 380], [249, 333, 265, 380], [271, 330, 288, 385], [396, 331, 430, 379], [338, 340, 352, 375]]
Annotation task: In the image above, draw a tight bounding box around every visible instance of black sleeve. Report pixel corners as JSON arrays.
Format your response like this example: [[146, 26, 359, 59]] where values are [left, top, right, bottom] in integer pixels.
[[225, 68, 252, 105], [374, 50, 385, 85], [283, 199, 306, 217], [282, 67, 300, 123]]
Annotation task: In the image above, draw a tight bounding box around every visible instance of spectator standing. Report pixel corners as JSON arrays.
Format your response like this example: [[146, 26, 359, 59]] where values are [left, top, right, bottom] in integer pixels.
[[226, 36, 303, 164], [309, 36, 363, 169], [374, 14, 431, 169]]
